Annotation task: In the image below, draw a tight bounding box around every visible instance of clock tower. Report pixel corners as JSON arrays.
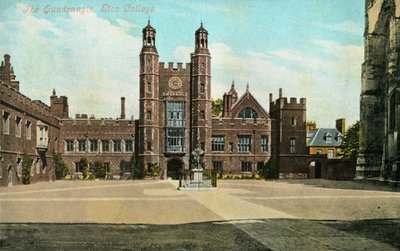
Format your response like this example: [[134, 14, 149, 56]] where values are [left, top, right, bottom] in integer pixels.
[[139, 20, 160, 166]]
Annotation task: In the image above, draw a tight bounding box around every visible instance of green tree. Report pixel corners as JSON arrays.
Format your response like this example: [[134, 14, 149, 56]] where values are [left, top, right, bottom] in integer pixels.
[[92, 161, 107, 179], [212, 98, 223, 116], [263, 159, 279, 180], [131, 158, 147, 179], [338, 121, 360, 159], [53, 151, 69, 180], [22, 154, 33, 185], [79, 157, 89, 179]]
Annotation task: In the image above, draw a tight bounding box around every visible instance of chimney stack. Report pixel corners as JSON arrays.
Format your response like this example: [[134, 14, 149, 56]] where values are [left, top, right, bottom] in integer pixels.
[[336, 118, 346, 135], [120, 97, 126, 119], [279, 88, 282, 98]]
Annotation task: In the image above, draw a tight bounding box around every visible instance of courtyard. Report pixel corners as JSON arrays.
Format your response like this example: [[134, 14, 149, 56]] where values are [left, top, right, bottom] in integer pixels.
[[1, 179, 399, 250]]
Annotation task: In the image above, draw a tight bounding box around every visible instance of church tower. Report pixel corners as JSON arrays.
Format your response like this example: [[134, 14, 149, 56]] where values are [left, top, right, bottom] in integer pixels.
[[190, 23, 212, 168], [139, 20, 160, 166]]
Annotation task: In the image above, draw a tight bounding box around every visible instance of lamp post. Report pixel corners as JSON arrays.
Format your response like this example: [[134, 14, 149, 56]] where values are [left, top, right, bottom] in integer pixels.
[[253, 130, 256, 175]]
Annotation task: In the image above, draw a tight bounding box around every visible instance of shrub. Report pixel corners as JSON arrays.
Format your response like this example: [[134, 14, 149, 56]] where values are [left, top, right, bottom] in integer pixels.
[[264, 159, 279, 179], [148, 163, 160, 179], [92, 161, 107, 179], [53, 151, 69, 180], [22, 154, 33, 185], [131, 159, 147, 179]]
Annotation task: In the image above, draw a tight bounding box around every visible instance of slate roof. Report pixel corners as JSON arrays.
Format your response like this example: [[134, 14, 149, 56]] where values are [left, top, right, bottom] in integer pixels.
[[307, 128, 343, 147]]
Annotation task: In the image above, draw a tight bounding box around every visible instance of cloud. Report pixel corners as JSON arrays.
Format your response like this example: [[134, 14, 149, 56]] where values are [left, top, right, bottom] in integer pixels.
[[0, 4, 141, 119], [315, 20, 363, 34]]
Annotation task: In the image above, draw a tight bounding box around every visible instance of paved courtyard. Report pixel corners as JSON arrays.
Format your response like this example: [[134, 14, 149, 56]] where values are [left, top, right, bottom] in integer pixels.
[[1, 180, 399, 250]]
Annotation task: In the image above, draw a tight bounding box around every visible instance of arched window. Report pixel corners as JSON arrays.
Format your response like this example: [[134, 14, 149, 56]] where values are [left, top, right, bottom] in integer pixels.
[[147, 36, 151, 46], [238, 107, 258, 119], [389, 92, 396, 130]]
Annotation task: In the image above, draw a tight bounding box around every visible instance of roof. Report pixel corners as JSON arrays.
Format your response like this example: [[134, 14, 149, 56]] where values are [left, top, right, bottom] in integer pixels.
[[307, 128, 343, 147]]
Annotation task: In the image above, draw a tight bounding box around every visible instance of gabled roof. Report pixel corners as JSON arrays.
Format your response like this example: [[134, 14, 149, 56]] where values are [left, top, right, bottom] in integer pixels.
[[230, 87, 270, 119], [308, 128, 343, 147]]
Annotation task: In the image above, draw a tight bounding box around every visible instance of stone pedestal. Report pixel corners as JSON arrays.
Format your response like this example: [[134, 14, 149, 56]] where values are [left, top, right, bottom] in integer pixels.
[[192, 168, 203, 184]]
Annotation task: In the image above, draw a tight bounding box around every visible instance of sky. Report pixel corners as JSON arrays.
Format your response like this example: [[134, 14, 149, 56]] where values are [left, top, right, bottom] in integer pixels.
[[0, 0, 364, 128]]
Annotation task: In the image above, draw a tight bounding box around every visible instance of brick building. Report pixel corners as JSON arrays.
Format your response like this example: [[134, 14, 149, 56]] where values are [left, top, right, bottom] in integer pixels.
[[0, 21, 309, 186], [0, 55, 59, 187]]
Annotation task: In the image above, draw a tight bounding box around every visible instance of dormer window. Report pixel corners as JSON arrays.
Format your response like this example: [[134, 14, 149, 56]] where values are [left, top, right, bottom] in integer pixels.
[[336, 133, 343, 144], [325, 133, 332, 143]]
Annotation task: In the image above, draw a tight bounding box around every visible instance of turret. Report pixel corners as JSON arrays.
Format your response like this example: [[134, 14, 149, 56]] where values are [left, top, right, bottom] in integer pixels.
[[50, 89, 69, 118]]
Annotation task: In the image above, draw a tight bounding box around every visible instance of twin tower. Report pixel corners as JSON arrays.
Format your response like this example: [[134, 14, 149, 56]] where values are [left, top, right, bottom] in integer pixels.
[[138, 21, 211, 173]]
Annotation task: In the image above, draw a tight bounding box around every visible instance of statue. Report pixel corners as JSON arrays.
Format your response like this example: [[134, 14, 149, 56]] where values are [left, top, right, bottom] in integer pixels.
[[191, 146, 204, 170]]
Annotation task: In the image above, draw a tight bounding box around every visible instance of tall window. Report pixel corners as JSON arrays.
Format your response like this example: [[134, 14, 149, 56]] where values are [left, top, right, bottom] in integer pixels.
[[241, 162, 252, 172], [211, 135, 225, 152], [147, 142, 152, 151], [37, 123, 48, 147], [102, 140, 110, 152], [2, 111, 10, 135], [289, 137, 296, 153], [261, 135, 268, 152], [213, 161, 223, 172], [15, 116, 21, 138], [390, 93, 396, 130], [90, 140, 98, 152], [114, 140, 122, 152], [165, 101, 185, 153], [66, 140, 74, 152], [199, 111, 205, 120], [166, 101, 185, 127], [26, 121, 31, 140], [146, 82, 152, 92], [325, 133, 332, 143], [291, 117, 297, 126], [238, 107, 258, 119], [125, 140, 133, 152], [238, 135, 251, 152], [328, 149, 334, 159], [78, 140, 86, 152], [146, 111, 152, 120], [229, 142, 234, 152], [199, 82, 205, 93]]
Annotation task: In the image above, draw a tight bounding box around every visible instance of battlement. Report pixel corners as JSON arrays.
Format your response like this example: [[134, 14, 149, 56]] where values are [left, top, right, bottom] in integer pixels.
[[269, 88, 306, 113], [159, 62, 190, 74]]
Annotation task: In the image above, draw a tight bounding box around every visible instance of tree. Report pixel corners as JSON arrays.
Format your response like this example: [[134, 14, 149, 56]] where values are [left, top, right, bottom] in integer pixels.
[[338, 121, 360, 159], [212, 98, 223, 116], [22, 154, 33, 185], [131, 159, 147, 179], [53, 151, 69, 180], [91, 161, 107, 179]]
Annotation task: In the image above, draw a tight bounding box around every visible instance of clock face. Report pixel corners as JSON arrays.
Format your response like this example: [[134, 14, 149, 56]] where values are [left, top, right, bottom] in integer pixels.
[[168, 76, 182, 90]]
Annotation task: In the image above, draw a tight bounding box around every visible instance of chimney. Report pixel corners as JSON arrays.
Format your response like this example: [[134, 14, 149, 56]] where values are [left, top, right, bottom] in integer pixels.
[[120, 97, 126, 119], [279, 88, 282, 98], [336, 118, 346, 135]]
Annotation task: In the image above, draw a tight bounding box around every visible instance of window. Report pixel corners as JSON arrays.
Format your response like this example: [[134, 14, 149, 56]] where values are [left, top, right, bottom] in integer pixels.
[[229, 142, 234, 152], [147, 142, 152, 151], [125, 140, 133, 152], [261, 135, 268, 152], [211, 135, 225, 152], [165, 101, 185, 153], [146, 82, 152, 92], [75, 162, 80, 172], [291, 117, 297, 126], [199, 82, 205, 93], [390, 93, 396, 130], [165, 128, 185, 152], [241, 162, 252, 172], [328, 149, 334, 159], [199, 110, 205, 120], [26, 121, 31, 140], [102, 140, 110, 152], [2, 111, 10, 135], [37, 123, 48, 147], [200, 142, 205, 151], [166, 101, 185, 127], [337, 134, 343, 144], [114, 140, 122, 152], [289, 137, 296, 153], [78, 140, 86, 152], [316, 149, 323, 155], [325, 133, 332, 143], [238, 107, 258, 119], [66, 140, 74, 152], [146, 111, 152, 120], [213, 161, 223, 172], [238, 135, 251, 152], [90, 140, 98, 152], [15, 116, 22, 137]]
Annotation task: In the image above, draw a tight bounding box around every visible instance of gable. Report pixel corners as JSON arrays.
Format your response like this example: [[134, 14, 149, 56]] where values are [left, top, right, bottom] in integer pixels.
[[230, 91, 270, 119]]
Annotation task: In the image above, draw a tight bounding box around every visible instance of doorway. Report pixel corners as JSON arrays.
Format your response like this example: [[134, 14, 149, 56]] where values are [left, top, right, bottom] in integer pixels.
[[167, 159, 183, 180]]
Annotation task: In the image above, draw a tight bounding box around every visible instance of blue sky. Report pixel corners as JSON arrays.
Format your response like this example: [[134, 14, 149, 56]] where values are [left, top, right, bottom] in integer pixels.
[[0, 0, 364, 127]]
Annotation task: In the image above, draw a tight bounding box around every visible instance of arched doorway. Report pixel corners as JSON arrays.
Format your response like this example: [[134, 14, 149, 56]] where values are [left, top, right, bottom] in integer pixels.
[[167, 159, 183, 180], [309, 160, 322, 179], [315, 161, 322, 178]]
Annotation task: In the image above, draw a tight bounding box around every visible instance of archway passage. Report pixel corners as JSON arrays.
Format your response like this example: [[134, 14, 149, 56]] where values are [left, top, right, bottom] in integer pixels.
[[167, 159, 183, 180], [315, 161, 322, 179]]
